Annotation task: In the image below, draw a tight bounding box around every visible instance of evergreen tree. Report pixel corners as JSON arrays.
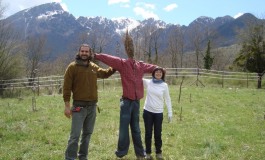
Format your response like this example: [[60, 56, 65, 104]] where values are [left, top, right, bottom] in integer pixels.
[[203, 40, 214, 70], [233, 23, 265, 89]]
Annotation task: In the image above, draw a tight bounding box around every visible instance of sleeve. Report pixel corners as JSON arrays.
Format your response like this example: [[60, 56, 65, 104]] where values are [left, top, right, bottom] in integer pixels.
[[95, 53, 124, 71], [63, 64, 74, 102], [90, 62, 116, 79], [143, 78, 149, 88], [164, 83, 172, 117], [141, 62, 157, 73]]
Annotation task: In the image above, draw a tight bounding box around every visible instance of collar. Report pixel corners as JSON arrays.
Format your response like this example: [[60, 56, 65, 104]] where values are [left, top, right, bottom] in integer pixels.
[[152, 78, 163, 84]]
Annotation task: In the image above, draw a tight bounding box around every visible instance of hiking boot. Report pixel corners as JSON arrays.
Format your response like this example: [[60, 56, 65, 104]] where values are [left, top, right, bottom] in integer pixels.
[[156, 153, 163, 160], [146, 154, 153, 160]]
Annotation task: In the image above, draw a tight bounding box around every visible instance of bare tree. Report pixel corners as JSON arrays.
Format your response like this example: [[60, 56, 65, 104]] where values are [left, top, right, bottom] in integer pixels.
[[150, 28, 163, 64], [23, 35, 47, 80], [0, 23, 21, 79], [0, 1, 23, 95], [212, 45, 240, 70], [87, 27, 110, 53], [0, 2, 22, 79], [168, 26, 184, 68], [189, 24, 204, 68], [138, 25, 158, 63], [41, 54, 70, 76]]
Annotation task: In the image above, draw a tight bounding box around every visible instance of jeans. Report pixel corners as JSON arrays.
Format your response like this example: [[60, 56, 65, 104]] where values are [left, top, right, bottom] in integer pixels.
[[115, 98, 145, 158], [65, 104, 97, 160], [143, 109, 163, 154]]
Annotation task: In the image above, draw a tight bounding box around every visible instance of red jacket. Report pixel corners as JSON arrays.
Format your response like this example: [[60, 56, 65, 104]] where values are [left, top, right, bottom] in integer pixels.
[[95, 53, 157, 100]]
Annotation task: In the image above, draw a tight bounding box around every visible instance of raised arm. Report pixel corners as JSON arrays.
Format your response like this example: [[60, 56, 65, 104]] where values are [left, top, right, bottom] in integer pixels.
[[90, 62, 116, 79], [94, 53, 125, 71], [140, 61, 158, 73]]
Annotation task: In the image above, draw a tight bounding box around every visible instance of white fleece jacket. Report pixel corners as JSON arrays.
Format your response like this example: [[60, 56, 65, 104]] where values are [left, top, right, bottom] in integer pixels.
[[143, 78, 172, 117]]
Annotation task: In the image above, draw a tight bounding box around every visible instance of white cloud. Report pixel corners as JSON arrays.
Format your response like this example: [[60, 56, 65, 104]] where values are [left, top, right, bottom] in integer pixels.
[[143, 3, 155, 10], [108, 0, 129, 5], [164, 3, 177, 12], [136, 2, 155, 9], [133, 2, 158, 20], [234, 12, 244, 19], [133, 7, 159, 20], [2, 0, 63, 17]]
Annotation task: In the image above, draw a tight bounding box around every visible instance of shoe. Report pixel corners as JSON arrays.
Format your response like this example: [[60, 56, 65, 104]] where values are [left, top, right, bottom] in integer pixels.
[[146, 154, 153, 160], [156, 153, 163, 160], [115, 150, 125, 159], [116, 154, 126, 159]]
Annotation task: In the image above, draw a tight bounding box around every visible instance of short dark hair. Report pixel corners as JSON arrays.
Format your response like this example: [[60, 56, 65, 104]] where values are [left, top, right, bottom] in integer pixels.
[[152, 67, 165, 81]]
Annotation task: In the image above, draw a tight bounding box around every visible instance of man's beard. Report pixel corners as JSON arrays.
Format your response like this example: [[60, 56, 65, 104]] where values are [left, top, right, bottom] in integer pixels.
[[80, 55, 91, 61]]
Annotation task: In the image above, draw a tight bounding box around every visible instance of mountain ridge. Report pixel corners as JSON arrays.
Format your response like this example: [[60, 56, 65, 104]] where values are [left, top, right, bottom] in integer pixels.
[[2, 2, 262, 60]]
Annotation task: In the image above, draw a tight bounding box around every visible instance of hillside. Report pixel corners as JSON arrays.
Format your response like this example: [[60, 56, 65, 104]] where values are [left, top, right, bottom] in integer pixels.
[[2, 2, 263, 60]]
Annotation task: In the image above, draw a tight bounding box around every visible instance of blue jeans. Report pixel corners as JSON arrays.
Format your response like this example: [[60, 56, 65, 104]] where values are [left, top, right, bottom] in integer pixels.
[[143, 109, 163, 154], [115, 98, 145, 158], [65, 104, 96, 160]]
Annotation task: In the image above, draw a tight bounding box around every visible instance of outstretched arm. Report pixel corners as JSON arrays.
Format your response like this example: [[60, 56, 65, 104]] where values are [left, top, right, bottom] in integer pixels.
[[141, 61, 158, 73], [97, 67, 116, 79], [94, 53, 124, 71], [90, 62, 116, 79]]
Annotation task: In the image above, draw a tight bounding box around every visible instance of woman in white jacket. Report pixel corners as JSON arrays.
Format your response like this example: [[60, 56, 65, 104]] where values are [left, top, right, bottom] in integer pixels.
[[143, 67, 172, 160]]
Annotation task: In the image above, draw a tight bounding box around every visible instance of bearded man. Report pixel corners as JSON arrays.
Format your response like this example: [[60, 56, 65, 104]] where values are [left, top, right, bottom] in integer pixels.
[[63, 44, 115, 160]]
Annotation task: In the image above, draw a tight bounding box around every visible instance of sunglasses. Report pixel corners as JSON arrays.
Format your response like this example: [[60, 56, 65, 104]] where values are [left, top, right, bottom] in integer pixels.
[[80, 50, 89, 53]]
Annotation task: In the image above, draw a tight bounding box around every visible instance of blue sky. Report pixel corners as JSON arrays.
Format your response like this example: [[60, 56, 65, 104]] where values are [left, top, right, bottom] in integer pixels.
[[2, 0, 265, 26]]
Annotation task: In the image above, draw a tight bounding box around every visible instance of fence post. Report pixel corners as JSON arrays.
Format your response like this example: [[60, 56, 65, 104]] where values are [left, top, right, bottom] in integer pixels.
[[246, 72, 249, 88], [103, 79, 105, 90], [222, 71, 224, 88], [37, 76, 40, 96]]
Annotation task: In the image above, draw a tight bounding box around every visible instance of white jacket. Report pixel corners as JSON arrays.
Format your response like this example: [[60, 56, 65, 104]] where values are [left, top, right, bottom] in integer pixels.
[[143, 78, 172, 117]]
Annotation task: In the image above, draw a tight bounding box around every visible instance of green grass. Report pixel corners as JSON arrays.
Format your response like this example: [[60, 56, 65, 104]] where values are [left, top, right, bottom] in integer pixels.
[[0, 85, 265, 160]]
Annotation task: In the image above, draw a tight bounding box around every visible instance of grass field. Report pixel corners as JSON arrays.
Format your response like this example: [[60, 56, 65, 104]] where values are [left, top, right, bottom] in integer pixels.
[[0, 85, 265, 160]]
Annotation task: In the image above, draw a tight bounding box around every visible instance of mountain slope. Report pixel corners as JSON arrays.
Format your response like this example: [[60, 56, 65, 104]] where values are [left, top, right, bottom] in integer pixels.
[[2, 2, 262, 59]]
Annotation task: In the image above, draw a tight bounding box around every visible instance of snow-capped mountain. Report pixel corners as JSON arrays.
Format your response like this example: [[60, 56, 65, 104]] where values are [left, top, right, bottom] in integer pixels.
[[2, 2, 262, 59]]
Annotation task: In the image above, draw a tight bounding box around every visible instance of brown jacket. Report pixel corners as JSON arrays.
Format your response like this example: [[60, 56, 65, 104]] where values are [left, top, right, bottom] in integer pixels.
[[63, 60, 115, 103]]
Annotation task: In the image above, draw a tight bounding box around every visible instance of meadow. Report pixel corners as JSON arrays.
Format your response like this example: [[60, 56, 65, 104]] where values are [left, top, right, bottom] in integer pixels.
[[0, 84, 265, 160]]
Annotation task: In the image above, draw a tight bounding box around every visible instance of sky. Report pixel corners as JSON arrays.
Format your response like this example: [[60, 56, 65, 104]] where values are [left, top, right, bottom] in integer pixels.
[[2, 0, 265, 26]]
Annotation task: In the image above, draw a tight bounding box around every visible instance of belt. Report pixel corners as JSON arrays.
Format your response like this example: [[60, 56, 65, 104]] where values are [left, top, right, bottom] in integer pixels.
[[73, 100, 97, 106]]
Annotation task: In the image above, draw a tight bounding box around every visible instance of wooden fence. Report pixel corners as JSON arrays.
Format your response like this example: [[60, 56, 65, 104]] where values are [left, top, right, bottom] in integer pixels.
[[0, 68, 263, 92]]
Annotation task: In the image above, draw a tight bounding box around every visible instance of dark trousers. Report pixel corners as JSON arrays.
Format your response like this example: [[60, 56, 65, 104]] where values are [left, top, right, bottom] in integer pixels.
[[143, 109, 163, 154], [65, 104, 97, 160], [115, 98, 145, 158]]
